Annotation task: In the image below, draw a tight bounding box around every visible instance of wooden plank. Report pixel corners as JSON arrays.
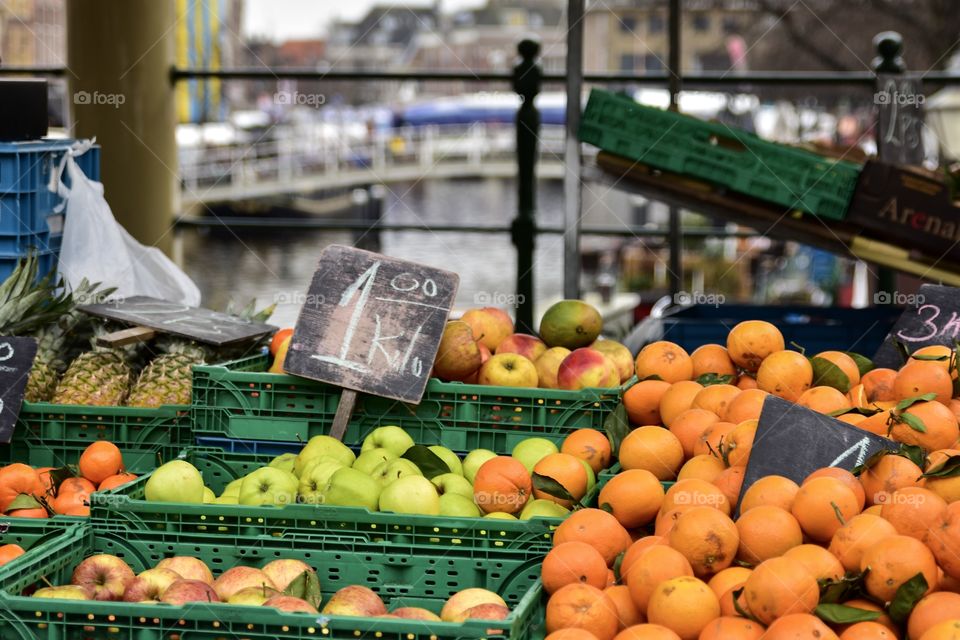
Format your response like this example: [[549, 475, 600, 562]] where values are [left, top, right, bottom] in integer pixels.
[[96, 326, 156, 347]]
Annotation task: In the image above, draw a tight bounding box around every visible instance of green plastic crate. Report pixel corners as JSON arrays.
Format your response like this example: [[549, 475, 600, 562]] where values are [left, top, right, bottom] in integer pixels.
[[0, 522, 544, 639], [580, 89, 862, 220], [0, 518, 74, 554], [191, 354, 623, 453], [89, 447, 594, 552]]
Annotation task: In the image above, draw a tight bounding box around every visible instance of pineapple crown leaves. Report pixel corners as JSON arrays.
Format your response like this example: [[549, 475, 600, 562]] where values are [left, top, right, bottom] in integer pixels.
[[0, 254, 73, 335]]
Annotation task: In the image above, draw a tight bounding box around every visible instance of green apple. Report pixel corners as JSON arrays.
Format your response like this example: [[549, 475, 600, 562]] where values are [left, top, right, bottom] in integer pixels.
[[431, 473, 474, 498], [462, 449, 497, 483], [269, 453, 297, 475], [294, 436, 356, 476], [220, 478, 244, 498], [212, 495, 238, 504], [483, 512, 517, 520], [371, 458, 422, 488], [439, 493, 481, 517], [428, 446, 463, 476], [361, 426, 415, 457], [578, 458, 596, 494], [519, 499, 570, 520], [511, 438, 559, 473], [352, 448, 396, 475], [202, 487, 216, 504], [144, 460, 205, 503], [379, 476, 440, 515], [298, 459, 347, 504], [321, 467, 381, 511], [238, 467, 299, 506]]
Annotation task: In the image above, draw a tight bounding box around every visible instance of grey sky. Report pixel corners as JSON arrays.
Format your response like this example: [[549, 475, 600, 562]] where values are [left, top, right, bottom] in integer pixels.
[[243, 0, 485, 41]]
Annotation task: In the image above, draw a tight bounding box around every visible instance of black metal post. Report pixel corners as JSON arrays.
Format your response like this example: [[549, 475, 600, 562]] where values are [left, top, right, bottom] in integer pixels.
[[667, 0, 683, 297], [512, 38, 541, 334]]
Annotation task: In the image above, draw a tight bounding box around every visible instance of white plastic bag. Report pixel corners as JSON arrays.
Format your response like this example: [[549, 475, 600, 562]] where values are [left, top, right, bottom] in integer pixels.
[[52, 140, 201, 306]]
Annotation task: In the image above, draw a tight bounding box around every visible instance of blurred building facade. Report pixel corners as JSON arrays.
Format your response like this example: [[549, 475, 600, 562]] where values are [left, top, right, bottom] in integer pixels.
[[0, 0, 64, 66]]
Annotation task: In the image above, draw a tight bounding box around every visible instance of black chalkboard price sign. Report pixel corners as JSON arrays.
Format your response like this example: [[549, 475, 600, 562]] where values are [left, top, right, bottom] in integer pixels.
[[0, 337, 38, 444], [876, 73, 924, 167], [738, 396, 894, 513], [284, 245, 459, 439], [873, 284, 960, 368], [79, 296, 276, 346]]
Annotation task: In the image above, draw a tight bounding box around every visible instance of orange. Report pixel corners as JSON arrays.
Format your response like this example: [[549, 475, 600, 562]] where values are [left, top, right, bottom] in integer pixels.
[[605, 585, 642, 630], [59, 477, 96, 496], [707, 567, 752, 601], [894, 361, 953, 405], [860, 534, 938, 602], [712, 466, 745, 507], [804, 467, 866, 511], [0, 464, 43, 513], [667, 506, 738, 577], [547, 582, 620, 640], [534, 453, 589, 508], [663, 479, 731, 516], [546, 631, 601, 640], [692, 421, 737, 458], [699, 616, 764, 640], [908, 592, 960, 640], [814, 351, 862, 388], [836, 600, 897, 636], [598, 469, 664, 529], [655, 506, 693, 537], [718, 584, 750, 618], [858, 409, 894, 437], [742, 556, 819, 624], [619, 427, 685, 481], [827, 513, 898, 572], [739, 475, 799, 513], [797, 386, 852, 414], [613, 625, 681, 640], [756, 350, 813, 402], [36, 467, 55, 495], [619, 537, 666, 584], [668, 409, 719, 459], [911, 345, 956, 372], [690, 344, 737, 379], [270, 328, 294, 355], [78, 441, 124, 485], [862, 368, 898, 403], [927, 502, 960, 580], [543, 541, 610, 594], [880, 486, 947, 540], [848, 384, 871, 410], [60, 505, 89, 516], [763, 614, 838, 640], [473, 456, 533, 514], [724, 420, 757, 468], [736, 375, 758, 390], [625, 545, 693, 613], [791, 477, 862, 542], [691, 386, 740, 421], [781, 544, 844, 582], [917, 620, 960, 640], [677, 455, 726, 483], [859, 453, 923, 506], [726, 320, 785, 372], [624, 380, 672, 426], [635, 342, 693, 384], [97, 473, 138, 491], [838, 413, 868, 426], [735, 505, 803, 564], [8, 507, 47, 518], [659, 381, 704, 428], [554, 509, 632, 567], [891, 400, 960, 451], [924, 449, 960, 503], [949, 399, 960, 423], [0, 544, 24, 566], [645, 576, 719, 640], [722, 389, 769, 424], [49, 490, 88, 515], [562, 429, 613, 474]]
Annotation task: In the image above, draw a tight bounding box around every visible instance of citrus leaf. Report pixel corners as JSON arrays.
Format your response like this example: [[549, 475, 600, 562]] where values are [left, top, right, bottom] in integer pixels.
[[899, 411, 928, 433], [5, 494, 42, 512], [731, 587, 759, 622], [815, 603, 881, 624], [818, 569, 869, 604], [895, 393, 937, 411], [921, 454, 960, 479], [283, 570, 321, 609], [599, 502, 614, 514], [843, 352, 875, 377], [612, 551, 625, 583], [911, 353, 949, 361], [852, 449, 894, 476], [898, 444, 928, 468], [604, 403, 629, 457], [696, 373, 735, 387], [401, 445, 450, 479], [889, 573, 929, 625], [532, 472, 576, 503], [811, 357, 851, 393], [894, 340, 911, 367], [47, 467, 75, 495], [640, 374, 664, 382]]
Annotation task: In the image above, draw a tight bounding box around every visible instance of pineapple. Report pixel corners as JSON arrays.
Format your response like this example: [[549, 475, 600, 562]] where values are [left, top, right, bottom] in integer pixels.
[[24, 360, 59, 403], [53, 348, 132, 406], [126, 342, 206, 407]]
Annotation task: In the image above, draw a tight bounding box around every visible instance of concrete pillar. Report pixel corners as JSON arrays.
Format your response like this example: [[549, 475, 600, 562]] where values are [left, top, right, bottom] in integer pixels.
[[67, 0, 177, 254]]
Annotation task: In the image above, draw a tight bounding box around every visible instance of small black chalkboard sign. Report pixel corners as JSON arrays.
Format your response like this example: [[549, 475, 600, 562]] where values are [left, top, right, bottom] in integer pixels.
[[876, 74, 924, 167], [0, 337, 38, 444], [79, 296, 276, 346], [284, 245, 459, 405], [873, 284, 960, 369], [738, 396, 894, 513]]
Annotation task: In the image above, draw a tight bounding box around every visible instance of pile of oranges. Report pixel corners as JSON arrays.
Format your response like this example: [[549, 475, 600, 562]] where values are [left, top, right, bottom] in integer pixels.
[[0, 441, 137, 518], [541, 320, 960, 640]]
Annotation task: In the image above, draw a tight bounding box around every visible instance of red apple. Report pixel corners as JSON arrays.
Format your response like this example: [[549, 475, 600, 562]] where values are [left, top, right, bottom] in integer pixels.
[[213, 566, 277, 601], [122, 567, 181, 602], [320, 585, 387, 616], [495, 333, 546, 361], [591, 339, 634, 383], [156, 557, 214, 586], [160, 578, 219, 605], [534, 347, 571, 389], [477, 353, 538, 388], [462, 343, 491, 384], [440, 588, 507, 622], [461, 307, 514, 351], [391, 606, 442, 621], [228, 585, 282, 605], [557, 348, 620, 390], [261, 559, 316, 592], [433, 320, 483, 382], [262, 594, 319, 614], [71, 554, 135, 601], [454, 602, 510, 634]]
